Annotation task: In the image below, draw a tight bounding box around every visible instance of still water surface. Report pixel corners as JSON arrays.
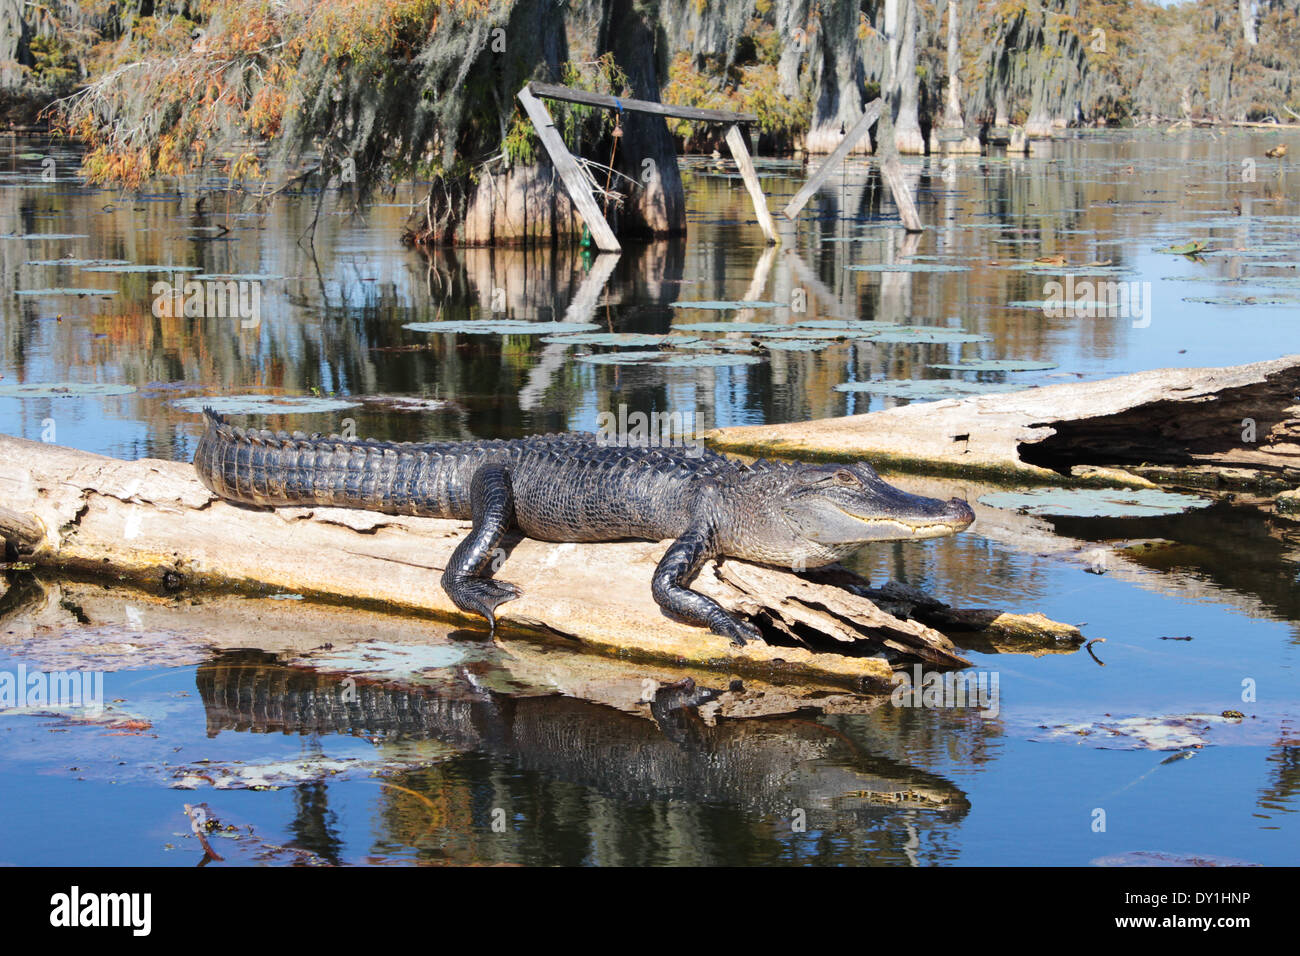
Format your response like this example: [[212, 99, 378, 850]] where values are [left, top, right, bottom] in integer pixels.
[[0, 130, 1296, 865]]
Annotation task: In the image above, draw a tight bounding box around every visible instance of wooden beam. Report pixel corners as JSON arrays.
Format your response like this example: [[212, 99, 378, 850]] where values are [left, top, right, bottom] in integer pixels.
[[528, 81, 757, 125], [516, 85, 622, 253], [724, 124, 778, 246], [782, 98, 883, 220]]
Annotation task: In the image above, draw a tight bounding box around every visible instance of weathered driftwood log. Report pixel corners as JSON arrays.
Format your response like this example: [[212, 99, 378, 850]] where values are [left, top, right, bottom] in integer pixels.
[[709, 356, 1300, 485], [0, 434, 1077, 688]]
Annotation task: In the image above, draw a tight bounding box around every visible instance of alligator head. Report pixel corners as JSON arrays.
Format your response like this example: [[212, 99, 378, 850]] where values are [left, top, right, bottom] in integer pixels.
[[721, 460, 975, 568]]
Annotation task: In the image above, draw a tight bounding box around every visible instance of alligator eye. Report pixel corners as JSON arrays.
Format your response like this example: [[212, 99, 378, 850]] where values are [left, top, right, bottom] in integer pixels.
[[832, 469, 859, 485]]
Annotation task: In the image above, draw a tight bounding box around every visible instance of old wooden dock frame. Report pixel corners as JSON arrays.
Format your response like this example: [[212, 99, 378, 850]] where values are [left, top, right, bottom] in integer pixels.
[[518, 81, 778, 253], [780, 98, 921, 232]]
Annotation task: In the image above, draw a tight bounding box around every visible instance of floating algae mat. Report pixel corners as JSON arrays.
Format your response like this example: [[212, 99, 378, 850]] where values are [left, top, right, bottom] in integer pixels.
[[669, 300, 786, 310], [977, 487, 1214, 518], [834, 379, 1028, 399], [0, 382, 136, 398], [404, 320, 600, 335], [171, 395, 361, 414]]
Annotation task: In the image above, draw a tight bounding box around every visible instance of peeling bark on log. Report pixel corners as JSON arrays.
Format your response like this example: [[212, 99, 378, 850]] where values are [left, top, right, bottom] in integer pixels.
[[708, 356, 1300, 484], [0, 434, 1080, 689]]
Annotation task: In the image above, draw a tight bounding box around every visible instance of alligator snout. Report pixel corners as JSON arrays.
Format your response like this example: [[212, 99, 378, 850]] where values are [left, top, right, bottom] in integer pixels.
[[943, 497, 976, 530]]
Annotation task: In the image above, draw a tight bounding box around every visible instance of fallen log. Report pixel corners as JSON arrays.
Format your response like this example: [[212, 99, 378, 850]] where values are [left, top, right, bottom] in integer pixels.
[[708, 356, 1300, 486], [0, 433, 1079, 688]]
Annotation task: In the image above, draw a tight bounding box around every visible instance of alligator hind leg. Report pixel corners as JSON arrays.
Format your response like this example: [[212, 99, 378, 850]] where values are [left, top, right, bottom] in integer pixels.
[[441, 463, 521, 633], [652, 522, 762, 647]]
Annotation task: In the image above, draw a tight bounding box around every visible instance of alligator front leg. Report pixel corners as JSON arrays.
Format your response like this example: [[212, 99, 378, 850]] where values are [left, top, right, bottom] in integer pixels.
[[652, 522, 762, 647], [440, 463, 521, 633]]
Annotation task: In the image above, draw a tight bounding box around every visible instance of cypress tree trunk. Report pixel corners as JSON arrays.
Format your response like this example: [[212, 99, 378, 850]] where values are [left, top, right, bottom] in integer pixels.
[[892, 0, 925, 154], [942, 0, 964, 129], [805, 0, 869, 154], [597, 0, 686, 237]]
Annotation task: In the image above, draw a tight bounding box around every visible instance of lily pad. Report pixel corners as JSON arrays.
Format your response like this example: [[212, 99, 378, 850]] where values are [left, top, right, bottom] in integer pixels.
[[863, 326, 992, 344], [675, 321, 784, 333], [795, 319, 902, 330], [1154, 240, 1208, 255], [404, 320, 600, 335], [82, 264, 201, 273], [669, 300, 785, 310], [13, 287, 118, 296], [171, 395, 361, 414], [846, 263, 970, 273], [673, 338, 758, 352], [757, 327, 871, 340], [192, 273, 283, 281], [977, 487, 1213, 518], [540, 332, 679, 347], [760, 339, 829, 351], [834, 379, 1027, 399], [26, 259, 131, 268], [658, 353, 763, 368], [1182, 295, 1299, 306], [0, 382, 136, 398], [576, 350, 672, 365], [930, 359, 1059, 372]]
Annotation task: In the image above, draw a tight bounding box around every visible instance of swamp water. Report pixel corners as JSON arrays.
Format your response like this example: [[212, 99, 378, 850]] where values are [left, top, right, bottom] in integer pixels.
[[0, 130, 1296, 865]]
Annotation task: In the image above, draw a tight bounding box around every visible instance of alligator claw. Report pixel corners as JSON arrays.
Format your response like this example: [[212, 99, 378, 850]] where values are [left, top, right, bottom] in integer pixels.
[[713, 616, 762, 648], [445, 576, 522, 631]]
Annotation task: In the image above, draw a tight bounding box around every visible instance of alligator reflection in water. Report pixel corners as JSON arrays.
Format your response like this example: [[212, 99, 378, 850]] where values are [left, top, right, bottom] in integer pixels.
[[196, 650, 970, 864]]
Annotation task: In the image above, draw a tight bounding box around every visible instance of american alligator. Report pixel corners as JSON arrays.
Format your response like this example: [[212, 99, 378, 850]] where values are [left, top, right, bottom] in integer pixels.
[[194, 409, 975, 645]]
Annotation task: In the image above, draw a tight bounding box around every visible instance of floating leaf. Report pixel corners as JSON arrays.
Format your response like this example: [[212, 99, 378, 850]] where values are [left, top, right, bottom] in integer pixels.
[[82, 264, 201, 273], [404, 320, 599, 335], [759, 327, 877, 339], [864, 326, 992, 344], [930, 359, 1059, 372], [1182, 295, 1299, 306], [846, 263, 970, 273], [1154, 240, 1208, 255], [26, 259, 130, 268], [834, 379, 1027, 399], [761, 339, 829, 351], [675, 321, 783, 333], [13, 287, 118, 296], [576, 350, 671, 365], [658, 353, 763, 367], [795, 319, 901, 330], [192, 273, 283, 281], [673, 338, 758, 351], [0, 382, 136, 398], [172, 395, 360, 414], [540, 332, 679, 347], [670, 300, 786, 310], [977, 487, 1213, 518]]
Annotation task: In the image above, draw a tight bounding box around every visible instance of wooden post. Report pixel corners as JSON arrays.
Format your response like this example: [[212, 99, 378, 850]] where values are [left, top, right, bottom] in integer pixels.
[[724, 124, 778, 246], [516, 85, 622, 253], [783, 98, 884, 220], [880, 156, 924, 232]]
